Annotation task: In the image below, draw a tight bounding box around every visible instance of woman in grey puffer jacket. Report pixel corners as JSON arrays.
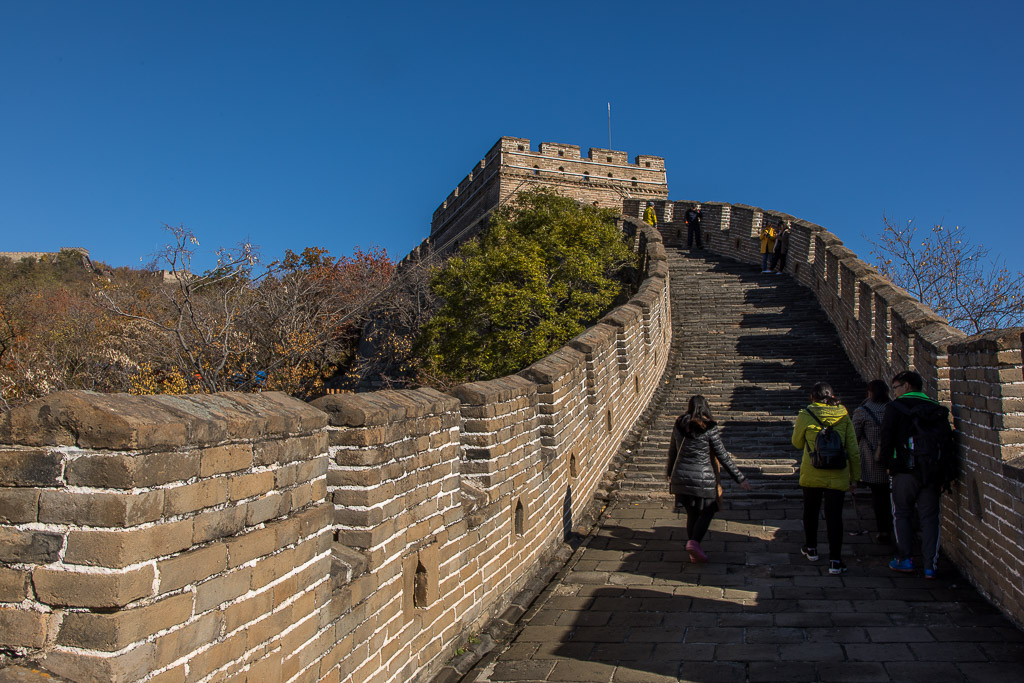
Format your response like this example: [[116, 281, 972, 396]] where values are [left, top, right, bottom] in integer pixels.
[[666, 395, 751, 563]]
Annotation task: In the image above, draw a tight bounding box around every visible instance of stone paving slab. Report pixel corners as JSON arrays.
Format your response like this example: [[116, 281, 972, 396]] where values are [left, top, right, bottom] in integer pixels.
[[462, 496, 1024, 682]]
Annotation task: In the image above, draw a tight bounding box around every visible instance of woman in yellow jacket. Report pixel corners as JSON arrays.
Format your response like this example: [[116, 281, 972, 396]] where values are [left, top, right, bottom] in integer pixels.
[[792, 382, 861, 575], [759, 223, 777, 272]]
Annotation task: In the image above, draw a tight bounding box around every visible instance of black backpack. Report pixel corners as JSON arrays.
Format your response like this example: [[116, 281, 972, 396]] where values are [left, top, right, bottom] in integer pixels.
[[805, 408, 847, 470], [892, 400, 959, 491]]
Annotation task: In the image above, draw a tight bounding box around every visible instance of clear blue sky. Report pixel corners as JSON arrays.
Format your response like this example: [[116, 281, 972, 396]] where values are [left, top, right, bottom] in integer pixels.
[[3, 1, 1022, 274]]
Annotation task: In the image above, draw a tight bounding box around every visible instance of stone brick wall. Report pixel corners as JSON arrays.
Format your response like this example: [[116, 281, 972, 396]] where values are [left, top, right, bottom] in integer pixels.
[[637, 198, 1024, 628], [944, 330, 1024, 626], [0, 392, 332, 681], [430, 137, 668, 255], [0, 219, 671, 681]]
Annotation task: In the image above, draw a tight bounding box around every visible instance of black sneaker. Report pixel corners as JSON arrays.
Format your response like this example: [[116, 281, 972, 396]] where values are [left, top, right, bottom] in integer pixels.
[[828, 560, 848, 575], [800, 546, 819, 562]]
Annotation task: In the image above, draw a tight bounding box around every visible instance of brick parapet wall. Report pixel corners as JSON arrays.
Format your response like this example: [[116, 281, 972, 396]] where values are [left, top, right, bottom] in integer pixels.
[[0, 220, 671, 681], [944, 329, 1024, 627], [657, 197, 1022, 628], [0, 391, 332, 681]]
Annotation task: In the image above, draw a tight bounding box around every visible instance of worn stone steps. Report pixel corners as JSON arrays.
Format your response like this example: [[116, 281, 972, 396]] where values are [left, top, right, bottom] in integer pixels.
[[614, 248, 864, 500]]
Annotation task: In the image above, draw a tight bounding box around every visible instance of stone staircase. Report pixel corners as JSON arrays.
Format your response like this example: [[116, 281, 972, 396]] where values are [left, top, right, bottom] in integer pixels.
[[616, 247, 865, 500]]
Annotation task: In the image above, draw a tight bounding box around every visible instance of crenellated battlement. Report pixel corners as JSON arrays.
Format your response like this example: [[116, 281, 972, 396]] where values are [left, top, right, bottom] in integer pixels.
[[430, 137, 668, 255]]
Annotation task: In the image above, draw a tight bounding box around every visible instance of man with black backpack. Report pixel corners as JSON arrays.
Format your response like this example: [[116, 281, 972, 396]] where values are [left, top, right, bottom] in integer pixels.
[[879, 370, 958, 579]]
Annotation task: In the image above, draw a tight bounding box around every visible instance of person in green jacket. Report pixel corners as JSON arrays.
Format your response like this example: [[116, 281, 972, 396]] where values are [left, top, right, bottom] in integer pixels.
[[792, 382, 861, 575]]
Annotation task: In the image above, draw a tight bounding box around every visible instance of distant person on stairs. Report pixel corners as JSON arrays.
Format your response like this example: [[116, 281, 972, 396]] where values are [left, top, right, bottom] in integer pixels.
[[666, 395, 751, 564], [852, 380, 894, 545], [772, 221, 791, 273], [760, 221, 778, 272], [684, 204, 703, 250], [643, 202, 658, 227], [792, 382, 861, 575]]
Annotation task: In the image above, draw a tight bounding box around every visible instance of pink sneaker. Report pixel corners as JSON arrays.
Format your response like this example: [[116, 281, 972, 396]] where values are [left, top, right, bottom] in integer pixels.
[[686, 540, 708, 563]]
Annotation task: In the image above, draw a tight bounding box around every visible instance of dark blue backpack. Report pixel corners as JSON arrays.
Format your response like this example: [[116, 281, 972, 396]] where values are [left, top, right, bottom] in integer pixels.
[[806, 409, 847, 470]]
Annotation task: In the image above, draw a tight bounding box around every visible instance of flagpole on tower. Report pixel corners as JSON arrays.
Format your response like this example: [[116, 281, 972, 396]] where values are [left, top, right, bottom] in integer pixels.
[[607, 102, 612, 149]]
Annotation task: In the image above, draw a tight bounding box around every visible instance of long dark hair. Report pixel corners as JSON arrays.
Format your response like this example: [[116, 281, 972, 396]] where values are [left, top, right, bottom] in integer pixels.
[[683, 395, 715, 431], [810, 382, 840, 406], [866, 379, 890, 403]]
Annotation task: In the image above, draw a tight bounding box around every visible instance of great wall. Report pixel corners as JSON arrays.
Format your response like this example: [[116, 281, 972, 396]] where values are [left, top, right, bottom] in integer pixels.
[[0, 137, 1021, 682]]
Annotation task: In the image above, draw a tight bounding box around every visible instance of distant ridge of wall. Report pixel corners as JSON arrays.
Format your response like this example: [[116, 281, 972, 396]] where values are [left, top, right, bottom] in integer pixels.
[[0, 247, 91, 263], [628, 198, 1024, 629], [0, 217, 672, 682]]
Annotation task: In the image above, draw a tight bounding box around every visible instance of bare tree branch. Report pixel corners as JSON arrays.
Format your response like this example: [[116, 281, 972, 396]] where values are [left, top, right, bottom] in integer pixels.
[[867, 214, 1024, 334]]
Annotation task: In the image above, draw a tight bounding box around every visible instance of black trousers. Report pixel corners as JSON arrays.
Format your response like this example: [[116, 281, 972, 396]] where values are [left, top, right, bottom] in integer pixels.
[[865, 481, 893, 536], [677, 495, 719, 542], [687, 224, 703, 248], [891, 473, 941, 569], [802, 487, 846, 560]]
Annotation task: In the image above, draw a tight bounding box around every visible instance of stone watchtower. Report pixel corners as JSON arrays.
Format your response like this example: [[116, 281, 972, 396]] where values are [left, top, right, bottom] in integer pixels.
[[428, 136, 668, 256]]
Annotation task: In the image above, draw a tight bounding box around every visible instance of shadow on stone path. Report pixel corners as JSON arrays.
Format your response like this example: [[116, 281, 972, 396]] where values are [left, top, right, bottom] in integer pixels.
[[462, 248, 1024, 683], [463, 496, 1024, 682]]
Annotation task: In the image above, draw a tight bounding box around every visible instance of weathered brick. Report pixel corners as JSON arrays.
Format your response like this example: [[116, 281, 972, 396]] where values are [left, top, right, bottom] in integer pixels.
[[227, 470, 275, 501], [199, 443, 254, 477], [246, 490, 289, 526], [33, 564, 155, 608], [250, 547, 295, 592], [184, 627, 247, 681], [58, 592, 193, 650], [192, 505, 246, 544], [254, 434, 324, 466], [0, 448, 63, 486], [0, 567, 31, 602], [65, 519, 194, 568], [43, 641, 156, 683], [222, 587, 274, 633], [0, 607, 50, 648], [66, 451, 199, 488], [158, 543, 228, 592], [0, 528, 62, 563], [195, 567, 252, 613], [163, 478, 228, 516], [150, 665, 186, 683], [0, 488, 39, 524], [226, 525, 278, 568], [38, 489, 164, 526]]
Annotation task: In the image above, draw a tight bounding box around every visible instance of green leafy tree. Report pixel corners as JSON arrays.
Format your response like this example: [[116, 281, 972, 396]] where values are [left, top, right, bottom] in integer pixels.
[[416, 188, 637, 384]]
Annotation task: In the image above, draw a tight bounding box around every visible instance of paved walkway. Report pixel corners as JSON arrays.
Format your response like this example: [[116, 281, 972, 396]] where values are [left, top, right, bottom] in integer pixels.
[[463, 495, 1024, 683], [462, 248, 1024, 682]]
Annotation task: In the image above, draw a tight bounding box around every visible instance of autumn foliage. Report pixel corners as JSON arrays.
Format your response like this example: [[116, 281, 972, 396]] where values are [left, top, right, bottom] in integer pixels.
[[0, 226, 394, 408]]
